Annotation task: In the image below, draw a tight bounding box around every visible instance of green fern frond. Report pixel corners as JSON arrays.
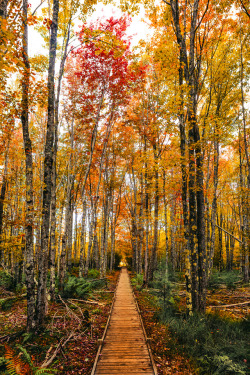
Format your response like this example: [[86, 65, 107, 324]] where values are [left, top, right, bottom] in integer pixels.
[[16, 345, 35, 370], [34, 368, 57, 374]]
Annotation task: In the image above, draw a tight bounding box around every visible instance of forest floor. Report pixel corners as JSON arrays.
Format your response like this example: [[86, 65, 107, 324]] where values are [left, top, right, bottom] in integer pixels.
[[134, 289, 198, 375], [133, 272, 250, 375], [0, 271, 119, 375], [0, 270, 249, 375]]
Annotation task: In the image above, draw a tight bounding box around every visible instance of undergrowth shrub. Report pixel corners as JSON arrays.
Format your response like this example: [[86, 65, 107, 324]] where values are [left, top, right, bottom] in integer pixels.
[[206, 354, 246, 374], [0, 298, 14, 311], [143, 265, 249, 374], [131, 274, 143, 288], [62, 276, 106, 298], [208, 270, 242, 290], [159, 307, 249, 374], [0, 271, 14, 292], [87, 269, 99, 279], [148, 266, 177, 310]]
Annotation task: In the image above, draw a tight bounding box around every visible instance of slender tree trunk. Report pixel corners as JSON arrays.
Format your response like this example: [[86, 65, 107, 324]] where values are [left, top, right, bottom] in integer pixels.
[[57, 205, 64, 276], [79, 199, 86, 277], [178, 55, 192, 314], [59, 234, 66, 292], [188, 118, 199, 311], [163, 170, 169, 275], [238, 130, 249, 282], [65, 189, 73, 270], [131, 217, 137, 271], [209, 130, 219, 274], [217, 212, 224, 271], [230, 225, 235, 270], [148, 148, 159, 282], [49, 132, 57, 300], [225, 217, 230, 270], [35, 0, 59, 328], [100, 184, 109, 278], [85, 198, 94, 276], [168, 0, 207, 314], [0, 0, 8, 18], [138, 173, 144, 274], [73, 207, 78, 266], [49, 20, 71, 298], [239, 32, 250, 283], [110, 223, 115, 271], [170, 191, 176, 271], [93, 230, 100, 270], [144, 141, 149, 283], [110, 171, 123, 271], [21, 0, 35, 331], [0, 142, 9, 266]]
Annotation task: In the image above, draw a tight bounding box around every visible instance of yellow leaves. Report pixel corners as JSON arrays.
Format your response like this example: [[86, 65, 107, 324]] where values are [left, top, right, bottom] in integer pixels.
[[0, 18, 7, 33], [119, 0, 141, 15], [30, 54, 49, 73]]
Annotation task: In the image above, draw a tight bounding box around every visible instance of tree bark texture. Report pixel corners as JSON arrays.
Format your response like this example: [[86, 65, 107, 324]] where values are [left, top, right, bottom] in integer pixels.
[[21, 0, 35, 331], [167, 0, 208, 313], [35, 0, 59, 328]]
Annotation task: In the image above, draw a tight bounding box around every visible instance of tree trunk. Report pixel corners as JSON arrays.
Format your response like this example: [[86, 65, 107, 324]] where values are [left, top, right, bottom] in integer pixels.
[[79, 199, 86, 277], [238, 129, 249, 282], [100, 189, 109, 278], [0, 0, 8, 19], [35, 0, 59, 328], [148, 148, 159, 282], [239, 31, 250, 283], [167, 0, 208, 314], [138, 173, 144, 274], [85, 198, 94, 276], [163, 170, 169, 276], [217, 212, 224, 271], [144, 140, 149, 283], [59, 234, 66, 292], [21, 0, 35, 331], [0, 142, 9, 266], [209, 131, 219, 275], [50, 19, 71, 298], [170, 190, 176, 271]]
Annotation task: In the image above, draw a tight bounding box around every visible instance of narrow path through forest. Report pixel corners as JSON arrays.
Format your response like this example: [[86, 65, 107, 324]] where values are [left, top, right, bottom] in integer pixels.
[[92, 268, 157, 375]]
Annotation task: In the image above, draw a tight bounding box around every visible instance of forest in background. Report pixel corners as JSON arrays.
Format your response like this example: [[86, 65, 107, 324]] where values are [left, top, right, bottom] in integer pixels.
[[0, 1, 249, 370]]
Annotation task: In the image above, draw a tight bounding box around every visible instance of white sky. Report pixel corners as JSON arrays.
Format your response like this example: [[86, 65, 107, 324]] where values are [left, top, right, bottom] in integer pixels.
[[29, 1, 151, 57]]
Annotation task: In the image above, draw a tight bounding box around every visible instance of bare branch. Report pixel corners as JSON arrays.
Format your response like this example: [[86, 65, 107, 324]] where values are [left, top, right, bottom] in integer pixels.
[[209, 301, 250, 309], [32, 0, 45, 16], [162, 0, 171, 5], [195, 0, 210, 33], [239, 0, 250, 19]]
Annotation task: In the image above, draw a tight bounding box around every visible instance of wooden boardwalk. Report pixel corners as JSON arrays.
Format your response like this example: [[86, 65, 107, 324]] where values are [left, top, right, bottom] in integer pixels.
[[91, 268, 157, 375]]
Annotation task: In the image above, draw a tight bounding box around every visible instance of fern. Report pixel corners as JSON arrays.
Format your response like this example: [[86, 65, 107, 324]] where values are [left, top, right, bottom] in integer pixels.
[[16, 345, 35, 371], [5, 345, 31, 375], [16, 346, 56, 374], [34, 369, 57, 374], [2, 345, 56, 375], [22, 333, 34, 344], [212, 355, 246, 375]]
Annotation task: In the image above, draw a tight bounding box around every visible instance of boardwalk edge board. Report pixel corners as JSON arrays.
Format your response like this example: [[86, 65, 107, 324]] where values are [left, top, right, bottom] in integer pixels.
[[90, 272, 121, 375], [131, 286, 158, 375]]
